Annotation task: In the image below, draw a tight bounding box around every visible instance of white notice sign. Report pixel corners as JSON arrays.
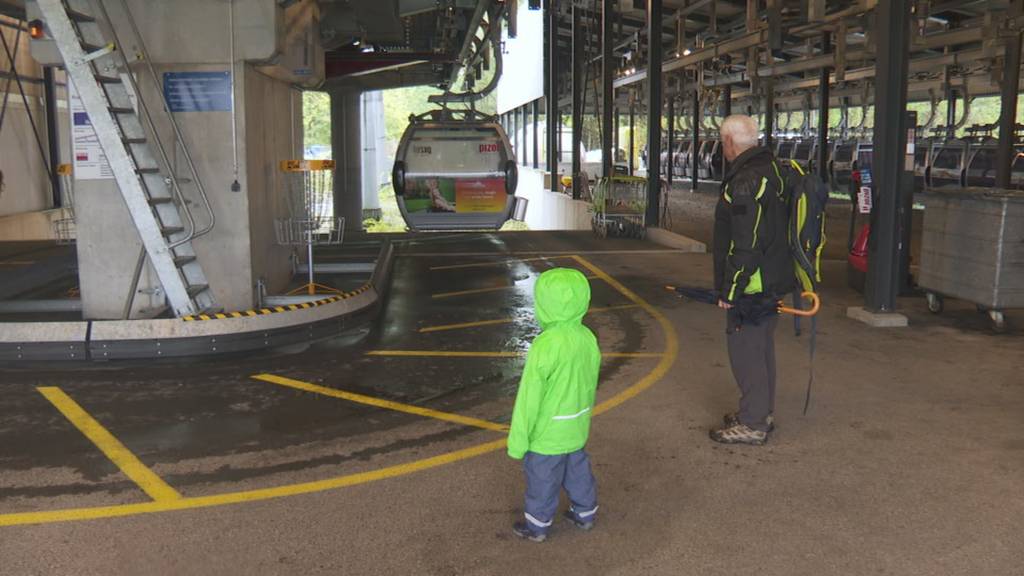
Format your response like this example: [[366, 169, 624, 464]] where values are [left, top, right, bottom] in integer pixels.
[[69, 76, 138, 180]]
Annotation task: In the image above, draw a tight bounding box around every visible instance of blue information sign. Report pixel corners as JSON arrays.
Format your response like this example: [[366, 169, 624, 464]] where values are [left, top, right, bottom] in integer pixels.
[[163, 71, 232, 112]]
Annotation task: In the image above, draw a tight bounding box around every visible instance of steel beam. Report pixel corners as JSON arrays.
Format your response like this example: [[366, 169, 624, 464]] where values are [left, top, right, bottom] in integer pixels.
[[865, 0, 911, 313], [614, 106, 620, 163], [43, 66, 61, 208], [572, 2, 583, 199], [817, 32, 830, 183], [523, 105, 529, 166], [645, 0, 663, 226], [532, 98, 540, 170], [666, 95, 674, 185], [629, 96, 636, 174], [547, 0, 559, 190], [602, 0, 614, 178], [691, 87, 699, 192], [996, 32, 1022, 189]]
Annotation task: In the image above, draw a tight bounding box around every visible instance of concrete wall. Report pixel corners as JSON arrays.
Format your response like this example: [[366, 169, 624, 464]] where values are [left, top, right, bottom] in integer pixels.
[[18, 0, 316, 318], [515, 168, 592, 231], [0, 207, 72, 241], [245, 68, 302, 296]]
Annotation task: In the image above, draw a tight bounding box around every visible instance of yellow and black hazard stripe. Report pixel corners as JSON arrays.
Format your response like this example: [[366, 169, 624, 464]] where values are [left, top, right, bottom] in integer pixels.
[[183, 284, 372, 321]]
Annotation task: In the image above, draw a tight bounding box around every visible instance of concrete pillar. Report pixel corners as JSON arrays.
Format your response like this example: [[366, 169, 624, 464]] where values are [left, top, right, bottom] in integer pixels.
[[361, 91, 384, 215], [331, 89, 363, 231]]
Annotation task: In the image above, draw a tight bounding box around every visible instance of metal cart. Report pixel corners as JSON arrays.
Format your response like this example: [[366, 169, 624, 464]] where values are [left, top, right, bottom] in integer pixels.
[[918, 187, 1024, 332], [591, 176, 647, 239]]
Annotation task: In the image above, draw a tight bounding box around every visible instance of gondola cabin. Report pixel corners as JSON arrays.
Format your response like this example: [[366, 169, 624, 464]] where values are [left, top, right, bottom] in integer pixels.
[[392, 110, 521, 231]]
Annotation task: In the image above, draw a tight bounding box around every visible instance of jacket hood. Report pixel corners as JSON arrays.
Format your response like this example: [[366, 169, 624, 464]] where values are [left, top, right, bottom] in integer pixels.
[[534, 268, 591, 329]]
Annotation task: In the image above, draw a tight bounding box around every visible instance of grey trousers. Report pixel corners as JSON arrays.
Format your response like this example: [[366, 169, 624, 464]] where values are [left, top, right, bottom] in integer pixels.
[[726, 314, 778, 432], [522, 449, 598, 534]]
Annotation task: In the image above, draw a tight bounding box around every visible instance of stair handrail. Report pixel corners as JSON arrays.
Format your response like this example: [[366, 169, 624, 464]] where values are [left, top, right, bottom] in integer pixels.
[[102, 0, 217, 246], [86, 0, 195, 248]]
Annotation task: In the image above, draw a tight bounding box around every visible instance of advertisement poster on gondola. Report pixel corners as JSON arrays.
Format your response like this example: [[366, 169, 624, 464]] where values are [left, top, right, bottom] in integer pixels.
[[455, 179, 506, 213], [404, 178, 457, 213]]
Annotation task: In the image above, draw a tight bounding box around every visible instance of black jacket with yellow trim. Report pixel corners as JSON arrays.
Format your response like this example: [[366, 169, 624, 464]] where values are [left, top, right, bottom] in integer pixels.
[[713, 146, 796, 302]]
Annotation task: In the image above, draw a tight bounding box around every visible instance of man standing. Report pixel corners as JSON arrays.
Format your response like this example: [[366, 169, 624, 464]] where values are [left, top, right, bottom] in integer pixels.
[[710, 115, 795, 446]]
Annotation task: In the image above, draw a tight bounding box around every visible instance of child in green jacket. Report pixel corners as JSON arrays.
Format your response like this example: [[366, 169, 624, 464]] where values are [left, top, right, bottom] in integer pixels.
[[508, 267, 601, 542]]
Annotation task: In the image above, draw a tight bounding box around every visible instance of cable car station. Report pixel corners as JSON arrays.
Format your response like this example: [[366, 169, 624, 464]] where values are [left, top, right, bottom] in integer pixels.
[[0, 0, 1021, 573]]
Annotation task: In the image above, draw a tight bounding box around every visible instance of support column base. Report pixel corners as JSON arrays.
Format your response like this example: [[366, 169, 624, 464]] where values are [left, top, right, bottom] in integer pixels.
[[846, 306, 909, 328]]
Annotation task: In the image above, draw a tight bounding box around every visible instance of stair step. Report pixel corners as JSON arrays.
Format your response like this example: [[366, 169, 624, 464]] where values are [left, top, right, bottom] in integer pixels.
[[80, 41, 110, 53], [109, 106, 134, 114], [67, 8, 96, 23], [173, 255, 197, 267], [161, 225, 184, 235], [123, 137, 147, 145], [187, 284, 210, 298], [95, 75, 121, 84], [147, 196, 175, 205], [136, 167, 161, 174]]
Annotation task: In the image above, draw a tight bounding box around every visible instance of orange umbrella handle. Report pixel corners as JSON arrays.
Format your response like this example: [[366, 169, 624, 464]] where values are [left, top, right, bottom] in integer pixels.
[[778, 291, 821, 317]]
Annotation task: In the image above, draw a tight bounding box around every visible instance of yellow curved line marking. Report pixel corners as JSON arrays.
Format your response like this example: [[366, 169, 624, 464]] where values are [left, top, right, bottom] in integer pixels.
[[0, 255, 678, 528], [571, 255, 679, 415]]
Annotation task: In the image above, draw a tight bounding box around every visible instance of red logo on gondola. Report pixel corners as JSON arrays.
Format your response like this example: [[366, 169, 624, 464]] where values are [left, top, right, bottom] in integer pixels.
[[479, 143, 499, 153]]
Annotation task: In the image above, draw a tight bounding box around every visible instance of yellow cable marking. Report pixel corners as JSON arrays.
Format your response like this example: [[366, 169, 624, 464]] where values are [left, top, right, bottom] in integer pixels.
[[274, 306, 285, 313], [199, 314, 210, 320], [429, 255, 569, 271], [432, 274, 600, 300], [36, 387, 181, 503], [0, 256, 677, 527], [183, 316, 195, 322], [253, 374, 508, 433], [418, 303, 640, 333]]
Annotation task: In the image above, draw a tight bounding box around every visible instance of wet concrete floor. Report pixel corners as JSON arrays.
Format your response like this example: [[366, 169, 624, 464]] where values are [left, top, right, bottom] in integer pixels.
[[0, 231, 1021, 575]]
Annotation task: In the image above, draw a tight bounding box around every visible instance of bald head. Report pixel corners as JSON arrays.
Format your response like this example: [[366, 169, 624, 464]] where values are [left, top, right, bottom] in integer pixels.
[[720, 114, 760, 162]]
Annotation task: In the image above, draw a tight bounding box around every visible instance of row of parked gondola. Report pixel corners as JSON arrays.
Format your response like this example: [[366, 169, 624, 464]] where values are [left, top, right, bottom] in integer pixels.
[[657, 127, 1024, 192]]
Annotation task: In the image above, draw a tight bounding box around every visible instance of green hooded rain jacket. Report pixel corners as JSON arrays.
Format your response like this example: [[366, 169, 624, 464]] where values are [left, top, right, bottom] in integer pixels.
[[507, 268, 601, 460]]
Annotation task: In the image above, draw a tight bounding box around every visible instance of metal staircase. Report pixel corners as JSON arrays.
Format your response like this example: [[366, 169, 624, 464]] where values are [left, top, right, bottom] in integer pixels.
[[36, 0, 217, 317]]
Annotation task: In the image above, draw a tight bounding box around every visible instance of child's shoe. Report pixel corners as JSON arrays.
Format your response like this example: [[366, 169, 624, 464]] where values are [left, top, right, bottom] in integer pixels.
[[563, 510, 595, 531], [512, 521, 547, 542]]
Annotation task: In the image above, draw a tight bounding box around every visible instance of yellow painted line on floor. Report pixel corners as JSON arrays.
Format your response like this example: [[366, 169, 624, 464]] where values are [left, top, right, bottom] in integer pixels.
[[431, 274, 599, 300], [601, 352, 664, 358], [368, 350, 523, 358], [366, 349, 662, 359], [573, 255, 680, 416], [36, 387, 181, 502], [418, 303, 640, 333], [429, 255, 570, 271], [252, 374, 508, 433], [0, 438, 509, 528], [0, 255, 677, 528]]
